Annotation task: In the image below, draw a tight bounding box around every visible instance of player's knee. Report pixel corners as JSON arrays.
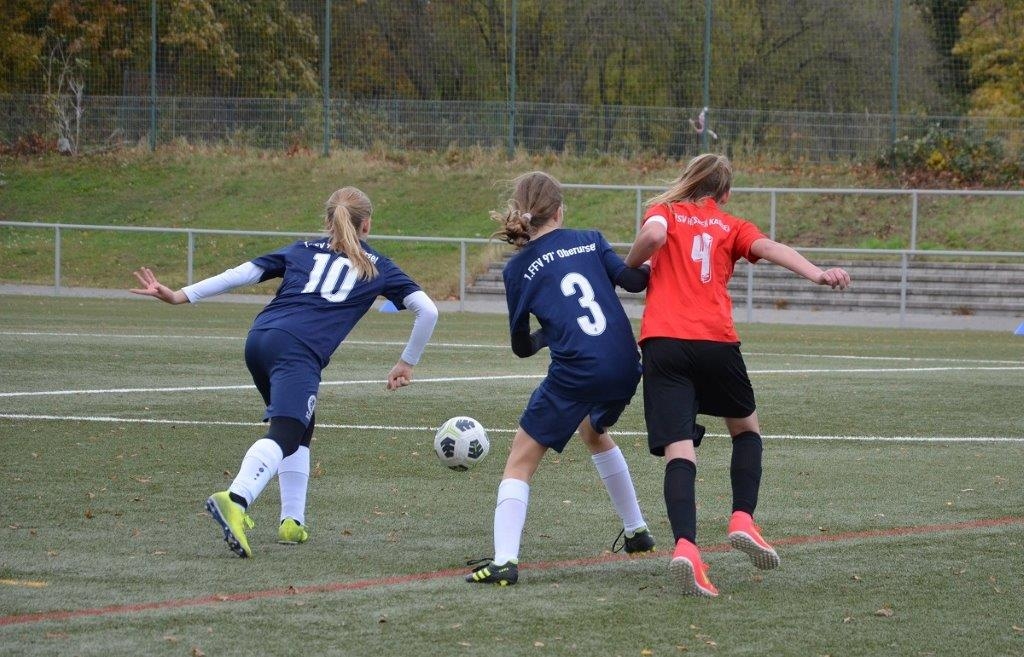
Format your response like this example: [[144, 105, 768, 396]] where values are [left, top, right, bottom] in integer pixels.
[[730, 431, 763, 474], [266, 416, 307, 457], [300, 414, 315, 448], [731, 431, 762, 448]]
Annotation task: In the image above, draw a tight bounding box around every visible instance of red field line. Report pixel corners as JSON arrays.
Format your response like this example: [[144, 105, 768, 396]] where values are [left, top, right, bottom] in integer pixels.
[[2, 515, 1021, 627]]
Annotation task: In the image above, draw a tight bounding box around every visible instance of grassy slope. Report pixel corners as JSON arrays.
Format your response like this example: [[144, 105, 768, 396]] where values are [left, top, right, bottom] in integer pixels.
[[2, 146, 1022, 298]]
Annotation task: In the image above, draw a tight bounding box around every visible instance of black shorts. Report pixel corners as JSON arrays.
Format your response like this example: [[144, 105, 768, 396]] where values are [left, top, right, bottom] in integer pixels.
[[640, 338, 756, 456]]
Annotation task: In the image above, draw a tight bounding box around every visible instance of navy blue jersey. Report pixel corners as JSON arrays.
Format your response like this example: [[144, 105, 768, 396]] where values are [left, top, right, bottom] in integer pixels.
[[502, 228, 641, 401], [249, 237, 421, 367]]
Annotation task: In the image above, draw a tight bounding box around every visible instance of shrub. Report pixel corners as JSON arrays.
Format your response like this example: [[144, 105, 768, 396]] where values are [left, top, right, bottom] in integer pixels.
[[878, 123, 1023, 187]]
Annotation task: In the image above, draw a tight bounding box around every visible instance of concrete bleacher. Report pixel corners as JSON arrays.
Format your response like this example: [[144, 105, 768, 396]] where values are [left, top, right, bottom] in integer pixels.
[[467, 256, 1024, 317]]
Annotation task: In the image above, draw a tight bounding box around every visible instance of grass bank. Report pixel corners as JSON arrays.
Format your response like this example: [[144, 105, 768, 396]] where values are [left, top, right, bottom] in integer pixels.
[[2, 145, 1021, 298]]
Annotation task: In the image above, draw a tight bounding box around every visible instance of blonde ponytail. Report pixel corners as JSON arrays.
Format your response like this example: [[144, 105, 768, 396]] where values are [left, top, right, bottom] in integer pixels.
[[647, 153, 733, 208], [325, 187, 378, 280]]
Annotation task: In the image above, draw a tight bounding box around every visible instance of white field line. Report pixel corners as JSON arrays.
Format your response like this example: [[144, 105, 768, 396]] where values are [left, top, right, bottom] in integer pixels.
[[2, 331, 1021, 366], [0, 375, 542, 398], [0, 412, 1021, 442], [746, 351, 1024, 366], [0, 331, 498, 350], [1, 366, 1022, 400], [749, 366, 1024, 374]]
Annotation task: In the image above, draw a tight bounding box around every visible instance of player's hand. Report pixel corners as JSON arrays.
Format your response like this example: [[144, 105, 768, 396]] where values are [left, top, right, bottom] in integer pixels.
[[386, 361, 414, 391], [818, 267, 850, 290], [130, 267, 187, 304]]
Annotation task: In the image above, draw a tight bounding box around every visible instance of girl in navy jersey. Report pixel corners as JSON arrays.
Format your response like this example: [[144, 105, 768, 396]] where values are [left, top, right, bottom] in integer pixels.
[[624, 154, 850, 596], [131, 187, 438, 558], [465, 171, 655, 586]]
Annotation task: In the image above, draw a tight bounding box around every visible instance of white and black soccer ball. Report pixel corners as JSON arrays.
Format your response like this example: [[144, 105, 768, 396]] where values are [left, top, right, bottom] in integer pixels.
[[433, 416, 490, 471]]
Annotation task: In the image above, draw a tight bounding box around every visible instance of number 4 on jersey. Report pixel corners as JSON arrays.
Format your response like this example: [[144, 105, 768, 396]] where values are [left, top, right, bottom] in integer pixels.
[[691, 233, 713, 283]]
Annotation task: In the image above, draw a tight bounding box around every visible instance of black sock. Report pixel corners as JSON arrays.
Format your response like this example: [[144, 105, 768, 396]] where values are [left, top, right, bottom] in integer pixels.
[[664, 458, 697, 543], [730, 431, 763, 515], [229, 492, 248, 509]]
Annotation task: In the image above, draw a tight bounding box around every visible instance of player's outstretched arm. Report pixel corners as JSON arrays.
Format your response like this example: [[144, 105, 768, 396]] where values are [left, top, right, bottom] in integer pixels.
[[130, 267, 188, 304], [749, 239, 851, 290], [386, 290, 438, 391]]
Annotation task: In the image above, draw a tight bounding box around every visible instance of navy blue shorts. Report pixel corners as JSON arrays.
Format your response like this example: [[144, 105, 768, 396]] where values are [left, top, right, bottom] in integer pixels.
[[641, 338, 756, 456], [519, 381, 632, 453], [244, 328, 320, 426]]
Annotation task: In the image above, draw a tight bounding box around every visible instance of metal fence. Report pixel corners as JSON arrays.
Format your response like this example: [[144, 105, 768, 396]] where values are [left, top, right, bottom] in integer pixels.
[[3, 184, 1023, 322], [4, 220, 1022, 324], [3, 0, 1021, 160], [560, 184, 1024, 249]]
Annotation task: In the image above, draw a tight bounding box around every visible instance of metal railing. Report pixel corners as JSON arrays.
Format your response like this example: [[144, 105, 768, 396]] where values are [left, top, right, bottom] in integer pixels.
[[3, 183, 1023, 321], [3, 218, 1023, 325], [0, 221, 490, 312], [562, 184, 1024, 249]]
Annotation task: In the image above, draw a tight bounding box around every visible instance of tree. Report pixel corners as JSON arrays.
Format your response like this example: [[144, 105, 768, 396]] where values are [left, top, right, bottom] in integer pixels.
[[161, 0, 318, 97], [911, 0, 972, 107], [953, 0, 1024, 118], [41, 30, 87, 154], [216, 0, 319, 97], [0, 0, 47, 93]]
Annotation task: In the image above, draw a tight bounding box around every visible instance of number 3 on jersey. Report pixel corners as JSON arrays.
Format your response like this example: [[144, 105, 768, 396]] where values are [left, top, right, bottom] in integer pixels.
[[560, 272, 607, 336], [691, 232, 713, 283], [302, 252, 359, 302]]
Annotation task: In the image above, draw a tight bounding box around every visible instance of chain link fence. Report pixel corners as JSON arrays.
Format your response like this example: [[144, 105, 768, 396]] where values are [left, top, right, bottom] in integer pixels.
[[2, 0, 1020, 160]]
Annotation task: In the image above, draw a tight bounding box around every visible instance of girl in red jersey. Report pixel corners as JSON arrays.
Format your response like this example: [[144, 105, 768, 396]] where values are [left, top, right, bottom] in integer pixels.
[[624, 154, 850, 596]]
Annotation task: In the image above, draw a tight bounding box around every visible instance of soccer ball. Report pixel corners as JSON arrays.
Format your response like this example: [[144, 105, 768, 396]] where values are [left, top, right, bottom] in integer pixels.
[[433, 416, 490, 471]]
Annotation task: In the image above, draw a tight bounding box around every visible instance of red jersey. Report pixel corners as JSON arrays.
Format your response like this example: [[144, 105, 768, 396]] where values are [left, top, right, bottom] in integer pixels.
[[638, 198, 766, 343]]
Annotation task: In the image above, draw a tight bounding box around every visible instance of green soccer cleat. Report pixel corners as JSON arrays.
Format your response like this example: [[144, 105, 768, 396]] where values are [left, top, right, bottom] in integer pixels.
[[278, 518, 309, 545], [205, 491, 255, 558], [465, 559, 519, 586], [612, 526, 656, 554]]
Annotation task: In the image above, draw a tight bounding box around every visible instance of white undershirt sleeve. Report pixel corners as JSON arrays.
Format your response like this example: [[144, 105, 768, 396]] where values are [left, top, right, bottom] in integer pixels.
[[645, 215, 669, 230], [399, 290, 438, 365], [181, 261, 266, 303]]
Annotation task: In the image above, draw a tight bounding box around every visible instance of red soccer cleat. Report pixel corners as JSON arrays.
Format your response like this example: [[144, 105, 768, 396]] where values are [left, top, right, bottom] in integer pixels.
[[669, 538, 718, 597], [727, 510, 780, 570]]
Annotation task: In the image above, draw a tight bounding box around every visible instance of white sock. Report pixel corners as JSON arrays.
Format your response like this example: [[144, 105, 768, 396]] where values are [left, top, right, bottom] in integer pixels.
[[278, 446, 310, 525], [493, 478, 529, 565], [592, 446, 646, 533], [228, 438, 283, 507]]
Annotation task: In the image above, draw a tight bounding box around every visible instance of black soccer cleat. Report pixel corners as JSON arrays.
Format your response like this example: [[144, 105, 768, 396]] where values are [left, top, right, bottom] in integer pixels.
[[612, 527, 656, 554], [465, 558, 519, 586]]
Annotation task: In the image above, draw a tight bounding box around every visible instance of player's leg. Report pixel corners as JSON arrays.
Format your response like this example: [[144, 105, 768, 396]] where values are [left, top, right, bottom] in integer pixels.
[[466, 428, 545, 586], [578, 413, 654, 554], [231, 330, 315, 509], [724, 412, 778, 569], [206, 329, 313, 557], [642, 338, 717, 596], [724, 412, 761, 517], [206, 415, 305, 557], [663, 440, 716, 597], [468, 384, 577, 586], [700, 341, 779, 570], [278, 414, 314, 544]]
